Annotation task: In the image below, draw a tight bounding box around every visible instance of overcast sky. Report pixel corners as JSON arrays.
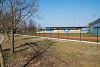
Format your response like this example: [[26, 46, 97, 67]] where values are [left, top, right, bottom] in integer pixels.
[[36, 0, 100, 27]]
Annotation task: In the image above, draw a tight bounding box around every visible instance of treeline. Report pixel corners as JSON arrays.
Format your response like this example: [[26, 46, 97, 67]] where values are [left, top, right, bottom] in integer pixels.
[[0, 19, 43, 34], [0, 0, 39, 54], [17, 20, 43, 34], [0, 0, 40, 66], [0, 13, 43, 34]]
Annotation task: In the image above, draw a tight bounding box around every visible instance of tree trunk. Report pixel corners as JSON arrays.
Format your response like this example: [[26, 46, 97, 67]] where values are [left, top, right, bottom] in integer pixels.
[[4, 29, 11, 43], [10, 1, 15, 53], [11, 31, 14, 53], [0, 44, 5, 67]]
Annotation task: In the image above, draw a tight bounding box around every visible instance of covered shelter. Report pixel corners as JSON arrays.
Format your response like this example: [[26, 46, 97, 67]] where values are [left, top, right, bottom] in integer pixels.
[[89, 18, 100, 34], [45, 26, 89, 33]]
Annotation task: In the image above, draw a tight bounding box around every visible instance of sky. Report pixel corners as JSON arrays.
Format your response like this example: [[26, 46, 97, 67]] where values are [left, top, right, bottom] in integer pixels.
[[36, 0, 100, 27]]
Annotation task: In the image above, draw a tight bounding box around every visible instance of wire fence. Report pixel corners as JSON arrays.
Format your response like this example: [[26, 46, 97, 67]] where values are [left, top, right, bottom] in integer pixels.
[[32, 27, 100, 44]]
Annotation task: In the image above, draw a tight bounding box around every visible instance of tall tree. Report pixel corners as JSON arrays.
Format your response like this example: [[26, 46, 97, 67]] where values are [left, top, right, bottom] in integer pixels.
[[28, 20, 37, 33], [38, 24, 43, 31], [0, 0, 38, 53]]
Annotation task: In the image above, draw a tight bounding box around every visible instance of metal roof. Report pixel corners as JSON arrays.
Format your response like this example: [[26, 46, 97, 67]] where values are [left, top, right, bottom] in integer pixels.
[[45, 26, 89, 30], [89, 18, 100, 26]]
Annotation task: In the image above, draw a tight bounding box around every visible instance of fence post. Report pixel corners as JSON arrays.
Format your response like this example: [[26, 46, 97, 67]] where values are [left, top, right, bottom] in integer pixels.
[[80, 28, 81, 42], [58, 28, 59, 39], [44, 29, 45, 37], [35, 30, 36, 37], [64, 28, 66, 39], [39, 30, 40, 37], [50, 28, 51, 38], [97, 27, 98, 44], [67, 29, 69, 40]]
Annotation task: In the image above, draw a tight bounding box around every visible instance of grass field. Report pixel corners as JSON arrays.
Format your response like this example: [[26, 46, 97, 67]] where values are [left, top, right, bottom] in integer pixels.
[[49, 40, 100, 67], [1, 34, 100, 67]]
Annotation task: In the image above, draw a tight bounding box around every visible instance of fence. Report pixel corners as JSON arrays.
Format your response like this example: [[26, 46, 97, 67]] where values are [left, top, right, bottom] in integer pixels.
[[32, 27, 100, 44]]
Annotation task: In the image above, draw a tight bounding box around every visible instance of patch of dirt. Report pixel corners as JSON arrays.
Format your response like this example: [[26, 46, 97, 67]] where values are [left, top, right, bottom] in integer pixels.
[[34, 34, 100, 41], [4, 39, 68, 67], [26, 52, 68, 67]]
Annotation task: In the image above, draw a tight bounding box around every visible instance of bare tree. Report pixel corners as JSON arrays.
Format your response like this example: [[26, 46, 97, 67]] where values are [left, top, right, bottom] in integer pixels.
[[18, 21, 28, 33], [27, 19, 37, 33], [0, 11, 12, 42], [38, 24, 43, 31], [0, 0, 38, 53]]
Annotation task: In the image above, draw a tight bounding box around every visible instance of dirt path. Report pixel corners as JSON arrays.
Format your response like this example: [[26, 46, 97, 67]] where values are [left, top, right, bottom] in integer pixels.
[[59, 36, 100, 41], [34, 34, 100, 41]]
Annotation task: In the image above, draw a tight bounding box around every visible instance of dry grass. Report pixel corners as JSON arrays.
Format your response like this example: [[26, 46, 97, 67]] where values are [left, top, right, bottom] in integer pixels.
[[1, 34, 100, 67], [1, 34, 33, 49], [50, 40, 100, 67]]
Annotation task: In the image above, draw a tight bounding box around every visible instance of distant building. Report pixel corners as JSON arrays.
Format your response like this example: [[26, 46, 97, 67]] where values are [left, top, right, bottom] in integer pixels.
[[45, 27, 88, 33], [89, 18, 100, 34]]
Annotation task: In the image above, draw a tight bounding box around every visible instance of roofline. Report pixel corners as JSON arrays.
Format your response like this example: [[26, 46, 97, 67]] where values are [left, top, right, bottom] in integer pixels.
[[89, 18, 100, 26], [45, 26, 89, 30], [45, 26, 89, 28]]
